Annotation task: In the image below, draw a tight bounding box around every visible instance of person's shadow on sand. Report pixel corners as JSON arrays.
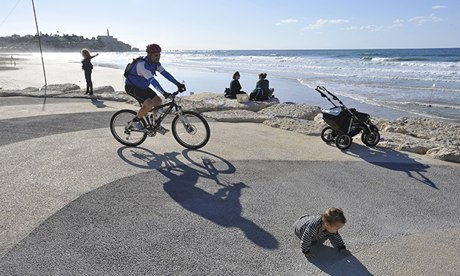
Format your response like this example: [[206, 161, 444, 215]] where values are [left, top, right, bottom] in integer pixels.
[[307, 243, 373, 276], [116, 147, 279, 249], [344, 143, 437, 189]]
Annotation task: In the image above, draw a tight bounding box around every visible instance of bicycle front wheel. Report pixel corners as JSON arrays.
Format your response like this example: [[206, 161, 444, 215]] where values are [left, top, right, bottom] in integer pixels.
[[172, 111, 210, 149], [110, 109, 147, 147]]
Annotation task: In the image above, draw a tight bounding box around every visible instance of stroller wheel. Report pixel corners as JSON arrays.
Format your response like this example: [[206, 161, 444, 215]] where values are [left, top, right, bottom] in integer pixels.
[[361, 131, 380, 147], [321, 127, 336, 143], [335, 133, 352, 150]]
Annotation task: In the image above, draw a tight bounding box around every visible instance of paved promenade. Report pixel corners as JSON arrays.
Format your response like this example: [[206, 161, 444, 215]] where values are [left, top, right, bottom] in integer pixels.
[[0, 97, 459, 275]]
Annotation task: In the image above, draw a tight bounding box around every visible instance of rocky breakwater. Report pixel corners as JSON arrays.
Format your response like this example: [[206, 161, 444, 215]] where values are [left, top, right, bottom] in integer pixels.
[[193, 93, 323, 135], [376, 117, 460, 163], [1, 87, 458, 163], [195, 93, 459, 163], [0, 83, 135, 103]]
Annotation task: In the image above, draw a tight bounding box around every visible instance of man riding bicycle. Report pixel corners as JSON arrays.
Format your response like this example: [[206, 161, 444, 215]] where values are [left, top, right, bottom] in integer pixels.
[[125, 43, 186, 133]]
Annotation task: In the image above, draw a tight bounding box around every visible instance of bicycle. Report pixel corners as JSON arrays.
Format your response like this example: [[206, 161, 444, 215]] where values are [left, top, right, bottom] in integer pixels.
[[110, 90, 211, 149]]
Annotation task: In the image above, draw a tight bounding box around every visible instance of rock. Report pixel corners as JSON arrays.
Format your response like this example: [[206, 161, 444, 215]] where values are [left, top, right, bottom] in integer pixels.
[[263, 118, 323, 136], [426, 147, 460, 163], [42, 83, 80, 92], [385, 117, 460, 140], [258, 103, 321, 120], [21, 87, 40, 92], [89, 90, 132, 102], [375, 117, 460, 163], [203, 110, 271, 123], [180, 93, 279, 113], [93, 85, 115, 93]]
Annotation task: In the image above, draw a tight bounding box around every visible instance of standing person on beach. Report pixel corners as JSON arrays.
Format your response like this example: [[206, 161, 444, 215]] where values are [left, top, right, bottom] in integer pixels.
[[293, 207, 351, 258], [80, 48, 99, 95], [225, 71, 245, 98], [124, 43, 186, 133]]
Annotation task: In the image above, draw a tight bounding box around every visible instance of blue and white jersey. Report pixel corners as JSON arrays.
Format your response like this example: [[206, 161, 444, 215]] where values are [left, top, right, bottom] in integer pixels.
[[125, 57, 179, 95]]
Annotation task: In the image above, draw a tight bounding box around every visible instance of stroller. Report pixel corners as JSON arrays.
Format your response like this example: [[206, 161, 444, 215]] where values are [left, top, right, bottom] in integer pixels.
[[315, 86, 380, 150]]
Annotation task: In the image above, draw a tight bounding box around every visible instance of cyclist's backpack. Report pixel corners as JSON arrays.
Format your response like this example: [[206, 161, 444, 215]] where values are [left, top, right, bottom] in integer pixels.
[[123, 56, 144, 78]]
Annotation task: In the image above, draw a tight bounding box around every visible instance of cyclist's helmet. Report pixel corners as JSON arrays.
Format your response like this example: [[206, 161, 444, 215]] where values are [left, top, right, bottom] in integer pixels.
[[146, 43, 161, 54]]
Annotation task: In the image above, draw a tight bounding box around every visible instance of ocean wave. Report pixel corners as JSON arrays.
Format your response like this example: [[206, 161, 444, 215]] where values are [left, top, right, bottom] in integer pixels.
[[387, 100, 460, 110]]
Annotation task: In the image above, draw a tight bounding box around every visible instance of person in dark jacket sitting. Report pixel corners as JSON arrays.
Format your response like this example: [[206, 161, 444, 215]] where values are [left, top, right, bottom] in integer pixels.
[[250, 72, 273, 101], [225, 71, 246, 98]]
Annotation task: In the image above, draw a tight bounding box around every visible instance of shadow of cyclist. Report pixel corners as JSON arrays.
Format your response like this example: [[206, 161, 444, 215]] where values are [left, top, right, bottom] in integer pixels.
[[116, 147, 279, 249], [344, 143, 437, 189]]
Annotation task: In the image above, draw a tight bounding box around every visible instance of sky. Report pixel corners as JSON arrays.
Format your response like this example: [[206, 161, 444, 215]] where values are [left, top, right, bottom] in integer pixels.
[[0, 0, 459, 50]]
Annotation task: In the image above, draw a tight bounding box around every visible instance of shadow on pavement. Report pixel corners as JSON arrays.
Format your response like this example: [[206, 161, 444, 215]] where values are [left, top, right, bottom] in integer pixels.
[[117, 147, 279, 249], [345, 143, 437, 189], [90, 98, 107, 108], [307, 243, 373, 276]]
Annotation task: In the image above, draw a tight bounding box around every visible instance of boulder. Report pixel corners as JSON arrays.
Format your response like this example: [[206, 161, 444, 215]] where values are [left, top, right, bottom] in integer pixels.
[[384, 117, 460, 140], [180, 93, 279, 113], [42, 83, 80, 92], [203, 110, 271, 123], [426, 147, 460, 163], [263, 118, 323, 136], [373, 117, 460, 163], [258, 103, 321, 120], [93, 85, 115, 94], [21, 87, 40, 92]]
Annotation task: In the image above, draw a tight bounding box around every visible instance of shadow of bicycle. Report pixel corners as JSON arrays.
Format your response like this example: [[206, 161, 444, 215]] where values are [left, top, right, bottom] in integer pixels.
[[117, 147, 279, 249]]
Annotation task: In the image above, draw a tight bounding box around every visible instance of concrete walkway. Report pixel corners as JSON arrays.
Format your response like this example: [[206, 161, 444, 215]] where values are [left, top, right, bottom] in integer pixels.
[[0, 97, 459, 275]]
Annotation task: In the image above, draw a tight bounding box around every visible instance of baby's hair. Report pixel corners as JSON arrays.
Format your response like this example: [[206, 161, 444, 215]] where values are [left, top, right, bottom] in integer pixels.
[[259, 73, 267, 79], [321, 208, 346, 225], [233, 71, 240, 79]]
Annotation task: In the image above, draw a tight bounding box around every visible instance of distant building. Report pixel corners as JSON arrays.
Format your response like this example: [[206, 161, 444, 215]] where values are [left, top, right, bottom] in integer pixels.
[[96, 30, 132, 52]]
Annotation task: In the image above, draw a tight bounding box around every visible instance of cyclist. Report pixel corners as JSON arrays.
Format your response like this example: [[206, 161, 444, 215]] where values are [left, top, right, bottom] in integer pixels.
[[125, 43, 186, 133]]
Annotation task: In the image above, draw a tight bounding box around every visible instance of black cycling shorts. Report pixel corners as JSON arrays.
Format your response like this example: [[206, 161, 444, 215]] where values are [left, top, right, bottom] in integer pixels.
[[125, 84, 158, 104]]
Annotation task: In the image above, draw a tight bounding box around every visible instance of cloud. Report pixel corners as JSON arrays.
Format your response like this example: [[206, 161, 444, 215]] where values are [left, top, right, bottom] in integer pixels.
[[276, 19, 298, 25], [408, 14, 442, 26], [390, 19, 405, 28], [359, 25, 385, 32], [432, 5, 446, 10], [305, 18, 349, 30]]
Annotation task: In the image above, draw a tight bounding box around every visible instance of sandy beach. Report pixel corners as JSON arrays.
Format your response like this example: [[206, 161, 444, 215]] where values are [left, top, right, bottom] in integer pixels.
[[0, 53, 125, 91]]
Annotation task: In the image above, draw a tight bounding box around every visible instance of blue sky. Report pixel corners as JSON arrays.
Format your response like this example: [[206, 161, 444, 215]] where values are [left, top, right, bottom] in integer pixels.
[[1, 0, 459, 50]]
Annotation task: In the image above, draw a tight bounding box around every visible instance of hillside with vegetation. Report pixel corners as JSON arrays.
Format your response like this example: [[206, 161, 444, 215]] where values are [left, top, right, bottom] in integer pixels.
[[0, 33, 139, 52]]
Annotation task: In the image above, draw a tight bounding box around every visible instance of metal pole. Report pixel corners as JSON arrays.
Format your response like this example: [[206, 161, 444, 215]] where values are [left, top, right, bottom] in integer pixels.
[[31, 0, 48, 109]]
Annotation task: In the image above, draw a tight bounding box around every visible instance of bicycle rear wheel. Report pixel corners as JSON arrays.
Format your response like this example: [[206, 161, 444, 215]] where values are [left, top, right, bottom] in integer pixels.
[[172, 111, 210, 149], [110, 109, 147, 147]]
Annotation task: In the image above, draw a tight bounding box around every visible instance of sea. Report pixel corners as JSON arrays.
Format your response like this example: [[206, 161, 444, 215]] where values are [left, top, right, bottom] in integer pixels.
[[41, 48, 460, 122]]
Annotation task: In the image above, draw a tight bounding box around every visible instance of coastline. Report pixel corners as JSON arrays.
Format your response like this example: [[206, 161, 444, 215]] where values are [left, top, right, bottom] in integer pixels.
[[2, 52, 458, 123], [1, 53, 459, 163]]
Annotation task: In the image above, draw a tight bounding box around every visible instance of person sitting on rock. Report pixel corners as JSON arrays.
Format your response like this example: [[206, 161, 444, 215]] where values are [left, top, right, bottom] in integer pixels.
[[250, 72, 274, 101], [293, 207, 351, 258], [225, 71, 246, 99]]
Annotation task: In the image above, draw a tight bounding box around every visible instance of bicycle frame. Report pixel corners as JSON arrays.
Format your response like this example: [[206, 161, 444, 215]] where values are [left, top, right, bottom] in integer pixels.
[[142, 91, 191, 135]]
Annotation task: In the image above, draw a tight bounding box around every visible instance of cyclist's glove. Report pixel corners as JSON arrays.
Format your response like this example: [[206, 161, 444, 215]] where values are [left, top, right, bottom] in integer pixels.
[[177, 83, 186, 92], [163, 92, 173, 99]]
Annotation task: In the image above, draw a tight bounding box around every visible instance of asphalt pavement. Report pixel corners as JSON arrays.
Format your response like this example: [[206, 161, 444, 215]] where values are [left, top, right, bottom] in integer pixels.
[[0, 97, 459, 275]]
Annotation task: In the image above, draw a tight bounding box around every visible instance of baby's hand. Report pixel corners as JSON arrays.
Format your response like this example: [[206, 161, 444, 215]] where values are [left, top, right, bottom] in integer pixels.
[[340, 249, 352, 256]]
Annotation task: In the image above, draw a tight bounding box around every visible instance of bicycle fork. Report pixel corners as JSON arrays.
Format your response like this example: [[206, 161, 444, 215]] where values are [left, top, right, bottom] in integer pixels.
[[177, 110, 194, 133]]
